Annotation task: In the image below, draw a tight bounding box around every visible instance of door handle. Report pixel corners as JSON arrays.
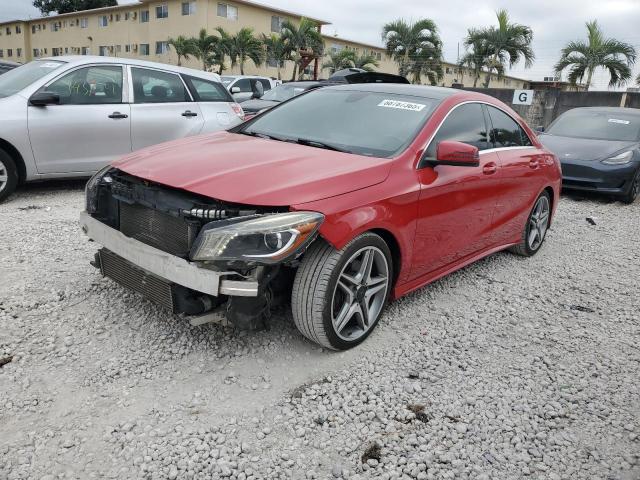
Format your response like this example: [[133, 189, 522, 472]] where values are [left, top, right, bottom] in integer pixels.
[[529, 159, 540, 169], [108, 112, 128, 119], [181, 110, 198, 117], [483, 162, 498, 175]]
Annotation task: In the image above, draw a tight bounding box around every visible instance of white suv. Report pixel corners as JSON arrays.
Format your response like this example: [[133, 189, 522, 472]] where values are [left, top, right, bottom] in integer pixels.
[[0, 56, 245, 201], [221, 75, 280, 103]]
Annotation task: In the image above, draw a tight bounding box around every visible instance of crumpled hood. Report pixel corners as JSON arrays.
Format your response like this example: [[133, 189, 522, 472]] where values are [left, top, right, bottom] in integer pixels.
[[113, 131, 392, 206], [539, 134, 637, 162]]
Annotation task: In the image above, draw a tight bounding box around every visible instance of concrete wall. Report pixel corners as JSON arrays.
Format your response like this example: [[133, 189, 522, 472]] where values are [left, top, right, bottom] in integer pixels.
[[465, 88, 640, 129]]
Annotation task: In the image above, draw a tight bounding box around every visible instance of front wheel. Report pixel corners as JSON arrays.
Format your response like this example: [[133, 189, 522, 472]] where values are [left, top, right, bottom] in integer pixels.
[[510, 191, 551, 257], [291, 233, 393, 350], [621, 169, 640, 205], [0, 150, 18, 203]]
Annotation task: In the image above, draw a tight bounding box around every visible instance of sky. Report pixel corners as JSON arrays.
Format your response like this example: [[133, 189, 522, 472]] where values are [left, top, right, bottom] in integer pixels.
[[2, 0, 640, 90]]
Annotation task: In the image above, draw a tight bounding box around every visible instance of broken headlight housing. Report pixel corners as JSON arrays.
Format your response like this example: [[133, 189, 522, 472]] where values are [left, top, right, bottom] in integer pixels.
[[85, 165, 113, 214], [190, 212, 324, 264]]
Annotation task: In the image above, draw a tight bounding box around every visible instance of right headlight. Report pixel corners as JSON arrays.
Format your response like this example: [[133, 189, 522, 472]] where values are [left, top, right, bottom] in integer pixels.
[[85, 165, 113, 213], [602, 151, 633, 165], [190, 211, 324, 264]]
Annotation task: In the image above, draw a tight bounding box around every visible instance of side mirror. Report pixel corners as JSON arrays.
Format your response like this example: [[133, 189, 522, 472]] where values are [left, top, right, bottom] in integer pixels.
[[230, 86, 241, 94], [435, 140, 479, 166], [29, 91, 61, 107]]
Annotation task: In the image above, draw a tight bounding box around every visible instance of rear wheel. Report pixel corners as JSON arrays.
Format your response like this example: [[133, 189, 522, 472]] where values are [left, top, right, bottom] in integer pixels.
[[621, 169, 640, 205], [0, 149, 19, 203], [510, 191, 551, 257], [291, 233, 392, 350]]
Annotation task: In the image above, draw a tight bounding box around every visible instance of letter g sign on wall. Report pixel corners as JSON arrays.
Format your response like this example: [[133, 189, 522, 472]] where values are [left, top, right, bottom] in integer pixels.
[[512, 89, 534, 105]]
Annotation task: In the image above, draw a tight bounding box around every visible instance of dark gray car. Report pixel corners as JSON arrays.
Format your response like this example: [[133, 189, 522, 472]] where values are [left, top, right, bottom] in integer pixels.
[[539, 107, 640, 203], [240, 81, 323, 117]]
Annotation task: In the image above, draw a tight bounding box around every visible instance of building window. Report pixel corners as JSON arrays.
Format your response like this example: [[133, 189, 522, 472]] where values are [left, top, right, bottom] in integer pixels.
[[99, 46, 109, 56], [33, 48, 39, 57], [376, 52, 382, 60], [80, 18, 88, 28], [7, 49, 12, 57], [52, 48, 60, 57], [99, 16, 108, 27], [115, 13, 121, 21], [271, 15, 284, 33], [182, 1, 196, 15], [116, 45, 122, 53], [217, 3, 238, 20], [0, 50, 3, 58], [140, 10, 149, 22], [82, 47, 90, 55], [125, 44, 131, 53], [5, 27, 10, 35], [32, 25, 36, 34], [156, 4, 169, 19], [17, 48, 22, 57], [64, 47, 69, 54], [155, 41, 169, 54], [16, 25, 22, 34], [125, 12, 130, 20], [140, 43, 150, 55]]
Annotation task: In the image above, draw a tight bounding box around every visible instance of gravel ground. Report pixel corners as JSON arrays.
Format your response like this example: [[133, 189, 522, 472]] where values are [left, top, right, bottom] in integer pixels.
[[0, 181, 639, 480]]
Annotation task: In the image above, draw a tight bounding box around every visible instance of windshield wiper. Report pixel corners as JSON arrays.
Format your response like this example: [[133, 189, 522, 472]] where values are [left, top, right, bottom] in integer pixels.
[[291, 138, 350, 153], [238, 131, 280, 140]]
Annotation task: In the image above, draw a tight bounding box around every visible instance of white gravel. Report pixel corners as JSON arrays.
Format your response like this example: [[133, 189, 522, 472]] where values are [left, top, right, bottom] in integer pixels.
[[1, 181, 639, 480]]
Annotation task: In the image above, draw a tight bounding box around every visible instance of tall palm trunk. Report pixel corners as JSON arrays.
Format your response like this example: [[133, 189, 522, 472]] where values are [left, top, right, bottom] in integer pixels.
[[585, 67, 594, 89], [240, 59, 245, 75], [177, 55, 182, 67]]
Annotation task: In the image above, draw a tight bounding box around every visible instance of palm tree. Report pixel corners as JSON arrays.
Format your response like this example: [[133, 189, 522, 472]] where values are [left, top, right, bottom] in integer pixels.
[[228, 28, 263, 75], [352, 53, 379, 72], [191, 28, 219, 71], [211, 27, 233, 74], [262, 33, 291, 80], [167, 35, 196, 66], [322, 49, 356, 74], [281, 18, 324, 80], [466, 9, 534, 88], [381, 18, 443, 79], [555, 20, 636, 89], [459, 35, 494, 87], [408, 48, 443, 85]]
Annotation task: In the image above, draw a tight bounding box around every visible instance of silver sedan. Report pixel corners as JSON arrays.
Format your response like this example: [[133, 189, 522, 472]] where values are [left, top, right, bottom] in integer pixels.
[[0, 56, 245, 201]]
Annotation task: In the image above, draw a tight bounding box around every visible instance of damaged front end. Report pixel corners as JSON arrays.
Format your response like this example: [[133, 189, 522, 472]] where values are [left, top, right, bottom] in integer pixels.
[[81, 166, 323, 330]]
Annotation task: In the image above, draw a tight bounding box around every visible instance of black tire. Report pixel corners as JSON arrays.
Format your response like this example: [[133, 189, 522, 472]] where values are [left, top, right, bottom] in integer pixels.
[[621, 169, 640, 205], [510, 190, 551, 257], [291, 233, 393, 350], [0, 149, 18, 203]]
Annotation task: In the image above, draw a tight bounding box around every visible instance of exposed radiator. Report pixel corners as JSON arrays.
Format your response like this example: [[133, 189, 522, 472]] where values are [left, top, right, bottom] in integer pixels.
[[99, 248, 174, 311]]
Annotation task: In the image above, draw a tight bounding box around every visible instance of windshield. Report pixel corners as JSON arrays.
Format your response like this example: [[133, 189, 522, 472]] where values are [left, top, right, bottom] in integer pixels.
[[547, 109, 640, 142], [0, 60, 65, 98], [240, 89, 437, 158], [261, 83, 312, 102], [221, 76, 235, 86]]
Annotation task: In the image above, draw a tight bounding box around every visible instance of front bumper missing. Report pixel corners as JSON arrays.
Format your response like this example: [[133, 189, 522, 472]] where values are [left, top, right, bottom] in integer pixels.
[[79, 211, 258, 297]]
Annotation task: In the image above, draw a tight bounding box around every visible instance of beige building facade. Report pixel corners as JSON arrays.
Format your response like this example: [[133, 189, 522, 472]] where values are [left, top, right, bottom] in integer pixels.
[[0, 0, 528, 88]]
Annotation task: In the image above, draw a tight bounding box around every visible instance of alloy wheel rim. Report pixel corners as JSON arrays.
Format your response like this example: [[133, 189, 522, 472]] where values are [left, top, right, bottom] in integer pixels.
[[331, 246, 390, 342], [528, 196, 550, 251], [0, 160, 9, 192], [0, 159, 7, 194]]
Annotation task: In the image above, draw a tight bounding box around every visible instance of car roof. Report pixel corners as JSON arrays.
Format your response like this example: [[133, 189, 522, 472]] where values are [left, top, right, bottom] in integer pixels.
[[38, 55, 222, 82], [321, 83, 464, 100], [562, 106, 640, 116], [221, 74, 269, 79]]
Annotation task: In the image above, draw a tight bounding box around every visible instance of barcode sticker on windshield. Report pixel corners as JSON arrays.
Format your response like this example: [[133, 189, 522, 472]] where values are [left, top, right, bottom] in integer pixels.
[[378, 99, 426, 112], [608, 118, 630, 125]]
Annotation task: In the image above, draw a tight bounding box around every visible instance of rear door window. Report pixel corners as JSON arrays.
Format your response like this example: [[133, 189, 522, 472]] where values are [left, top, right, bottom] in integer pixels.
[[233, 78, 252, 92], [131, 67, 190, 103], [423, 103, 489, 161], [486, 105, 532, 148]]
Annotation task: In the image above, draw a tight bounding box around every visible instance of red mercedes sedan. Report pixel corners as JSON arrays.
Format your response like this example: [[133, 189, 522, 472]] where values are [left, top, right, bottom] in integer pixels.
[[81, 84, 561, 350]]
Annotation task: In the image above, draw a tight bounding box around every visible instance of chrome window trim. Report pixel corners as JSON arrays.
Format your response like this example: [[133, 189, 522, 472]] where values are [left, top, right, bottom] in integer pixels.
[[418, 100, 535, 168]]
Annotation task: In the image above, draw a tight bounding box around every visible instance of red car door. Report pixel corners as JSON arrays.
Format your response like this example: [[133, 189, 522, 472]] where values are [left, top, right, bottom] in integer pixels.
[[411, 102, 503, 281], [484, 105, 545, 245]]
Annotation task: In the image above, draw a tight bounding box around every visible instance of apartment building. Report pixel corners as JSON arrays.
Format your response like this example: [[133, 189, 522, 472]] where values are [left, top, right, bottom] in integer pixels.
[[0, 0, 528, 89]]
